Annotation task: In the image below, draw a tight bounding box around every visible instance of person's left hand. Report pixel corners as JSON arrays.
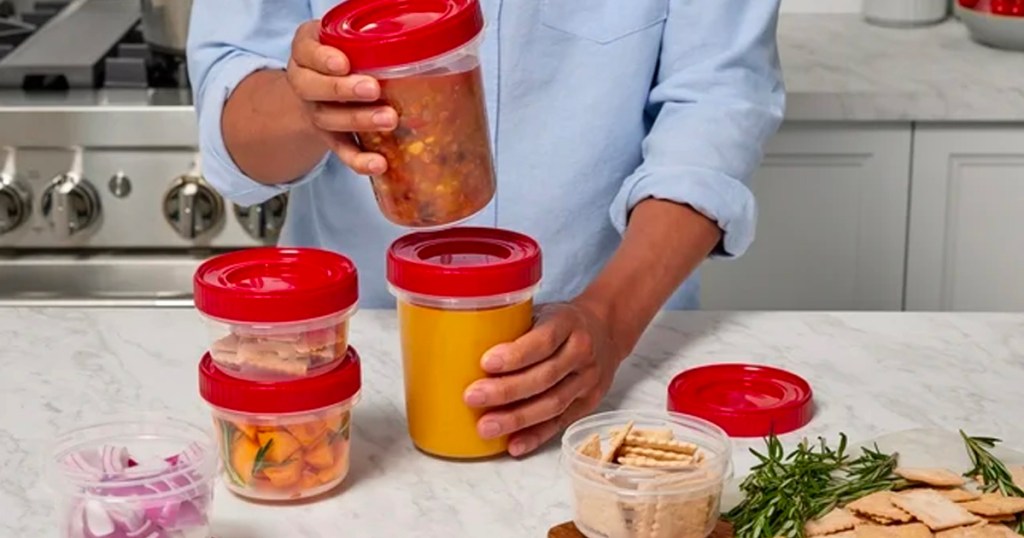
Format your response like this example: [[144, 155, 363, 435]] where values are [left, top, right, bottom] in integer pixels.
[[463, 300, 626, 457]]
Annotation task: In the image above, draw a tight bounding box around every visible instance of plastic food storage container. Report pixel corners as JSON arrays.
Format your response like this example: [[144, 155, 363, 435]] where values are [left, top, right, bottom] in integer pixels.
[[387, 227, 541, 458], [199, 347, 361, 501], [48, 415, 217, 538], [193, 248, 358, 381], [321, 0, 496, 229], [561, 410, 733, 538]]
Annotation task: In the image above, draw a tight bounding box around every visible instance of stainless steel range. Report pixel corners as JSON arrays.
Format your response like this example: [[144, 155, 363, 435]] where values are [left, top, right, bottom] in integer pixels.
[[0, 0, 286, 307]]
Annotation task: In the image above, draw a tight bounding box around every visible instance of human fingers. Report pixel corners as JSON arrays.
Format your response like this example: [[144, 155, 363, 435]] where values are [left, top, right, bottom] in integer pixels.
[[307, 102, 398, 132], [478, 306, 575, 375], [322, 132, 387, 175]]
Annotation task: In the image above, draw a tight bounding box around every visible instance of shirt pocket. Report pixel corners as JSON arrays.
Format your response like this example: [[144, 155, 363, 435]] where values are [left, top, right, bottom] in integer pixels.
[[540, 0, 669, 44]]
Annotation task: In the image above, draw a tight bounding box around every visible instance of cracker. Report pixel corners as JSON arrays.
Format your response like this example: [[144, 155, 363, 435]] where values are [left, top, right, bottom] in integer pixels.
[[602, 421, 634, 464], [620, 446, 694, 462], [959, 494, 1024, 517], [577, 434, 602, 460], [573, 469, 630, 537], [623, 435, 698, 455], [805, 508, 861, 537], [896, 468, 967, 488], [932, 489, 983, 503], [936, 523, 1019, 538], [1009, 466, 1024, 491], [855, 523, 933, 538], [639, 483, 716, 538], [831, 532, 858, 538], [847, 491, 916, 523], [891, 489, 981, 531], [612, 427, 675, 442], [618, 455, 698, 470]]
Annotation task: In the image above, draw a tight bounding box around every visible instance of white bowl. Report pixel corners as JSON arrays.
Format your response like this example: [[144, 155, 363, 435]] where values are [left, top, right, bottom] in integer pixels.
[[957, 4, 1024, 51]]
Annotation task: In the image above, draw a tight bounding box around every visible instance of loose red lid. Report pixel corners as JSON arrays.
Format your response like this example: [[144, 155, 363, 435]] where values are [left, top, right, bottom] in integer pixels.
[[199, 348, 362, 414], [387, 227, 541, 299], [320, 0, 484, 72], [667, 364, 813, 438], [193, 248, 358, 324]]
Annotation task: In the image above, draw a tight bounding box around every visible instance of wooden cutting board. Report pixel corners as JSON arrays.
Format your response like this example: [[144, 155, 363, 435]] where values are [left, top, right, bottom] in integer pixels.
[[548, 518, 734, 538]]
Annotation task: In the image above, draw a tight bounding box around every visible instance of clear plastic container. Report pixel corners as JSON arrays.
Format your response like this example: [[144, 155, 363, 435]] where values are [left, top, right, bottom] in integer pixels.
[[48, 415, 217, 538], [321, 0, 496, 229], [193, 248, 359, 381], [387, 227, 542, 459], [198, 348, 362, 501], [560, 410, 733, 538]]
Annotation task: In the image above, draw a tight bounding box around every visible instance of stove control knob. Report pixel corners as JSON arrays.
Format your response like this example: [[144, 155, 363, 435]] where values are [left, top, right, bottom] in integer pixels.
[[163, 174, 224, 239], [235, 194, 288, 242], [41, 174, 101, 238], [0, 175, 31, 236]]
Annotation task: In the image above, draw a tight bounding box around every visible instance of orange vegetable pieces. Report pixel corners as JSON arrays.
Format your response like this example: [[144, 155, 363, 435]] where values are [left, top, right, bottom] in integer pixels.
[[230, 435, 260, 484], [235, 422, 258, 441], [322, 410, 348, 435], [256, 429, 301, 464], [317, 440, 349, 484], [299, 470, 320, 491], [262, 458, 303, 488], [285, 420, 328, 447], [305, 437, 335, 470]]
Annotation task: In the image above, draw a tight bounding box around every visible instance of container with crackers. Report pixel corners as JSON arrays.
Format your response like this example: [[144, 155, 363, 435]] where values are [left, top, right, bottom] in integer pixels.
[[561, 410, 733, 538]]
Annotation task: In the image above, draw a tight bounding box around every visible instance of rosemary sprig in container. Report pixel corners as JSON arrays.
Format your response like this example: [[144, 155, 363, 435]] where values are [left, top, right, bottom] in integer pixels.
[[960, 431, 1024, 535], [725, 433, 907, 538]]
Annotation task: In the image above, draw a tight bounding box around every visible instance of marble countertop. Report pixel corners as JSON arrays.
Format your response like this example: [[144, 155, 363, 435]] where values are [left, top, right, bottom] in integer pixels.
[[2, 309, 1023, 537], [779, 14, 1024, 121]]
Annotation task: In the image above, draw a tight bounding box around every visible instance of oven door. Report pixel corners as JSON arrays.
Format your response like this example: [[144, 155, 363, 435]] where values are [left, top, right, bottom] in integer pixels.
[[0, 251, 218, 307]]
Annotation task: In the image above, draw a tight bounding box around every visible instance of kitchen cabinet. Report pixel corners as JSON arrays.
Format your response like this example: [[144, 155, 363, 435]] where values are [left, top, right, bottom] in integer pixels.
[[905, 126, 1024, 312], [701, 124, 912, 311]]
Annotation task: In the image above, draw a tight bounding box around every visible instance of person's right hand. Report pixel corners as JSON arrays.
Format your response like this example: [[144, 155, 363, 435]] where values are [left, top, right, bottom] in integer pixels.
[[287, 20, 397, 176]]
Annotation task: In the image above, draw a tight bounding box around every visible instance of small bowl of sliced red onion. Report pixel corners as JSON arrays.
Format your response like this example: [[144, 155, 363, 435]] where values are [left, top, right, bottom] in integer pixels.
[[48, 415, 217, 538]]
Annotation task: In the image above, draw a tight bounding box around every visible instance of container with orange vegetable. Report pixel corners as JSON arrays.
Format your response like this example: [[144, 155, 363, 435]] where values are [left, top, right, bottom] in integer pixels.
[[320, 0, 496, 229], [387, 227, 542, 459], [198, 348, 361, 501]]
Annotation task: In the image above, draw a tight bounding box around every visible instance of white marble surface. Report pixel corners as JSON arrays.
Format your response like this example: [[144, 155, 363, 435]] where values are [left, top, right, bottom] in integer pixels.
[[2, 309, 1024, 537], [779, 14, 1024, 121]]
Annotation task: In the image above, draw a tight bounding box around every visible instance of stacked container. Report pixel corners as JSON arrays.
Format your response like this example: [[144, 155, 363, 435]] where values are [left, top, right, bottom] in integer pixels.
[[193, 248, 362, 501]]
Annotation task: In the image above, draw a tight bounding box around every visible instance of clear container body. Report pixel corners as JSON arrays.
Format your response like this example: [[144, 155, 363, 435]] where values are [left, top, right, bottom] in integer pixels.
[[357, 33, 496, 229], [390, 285, 536, 459], [208, 396, 357, 501], [202, 305, 356, 382], [49, 415, 217, 538], [560, 410, 733, 538]]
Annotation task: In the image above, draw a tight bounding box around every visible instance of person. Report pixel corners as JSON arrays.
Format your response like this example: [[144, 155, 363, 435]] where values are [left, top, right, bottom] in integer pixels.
[[187, 1, 785, 457]]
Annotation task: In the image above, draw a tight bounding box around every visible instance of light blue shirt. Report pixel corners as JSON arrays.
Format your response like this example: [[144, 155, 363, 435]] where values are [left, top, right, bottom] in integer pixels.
[[188, 0, 785, 309]]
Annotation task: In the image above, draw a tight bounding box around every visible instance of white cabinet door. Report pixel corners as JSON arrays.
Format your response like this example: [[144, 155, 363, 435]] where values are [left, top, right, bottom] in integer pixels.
[[701, 124, 912, 311], [905, 126, 1024, 312]]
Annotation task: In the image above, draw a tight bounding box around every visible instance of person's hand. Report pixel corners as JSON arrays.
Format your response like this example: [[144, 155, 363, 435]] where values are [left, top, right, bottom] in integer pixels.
[[463, 301, 626, 457], [286, 20, 397, 176]]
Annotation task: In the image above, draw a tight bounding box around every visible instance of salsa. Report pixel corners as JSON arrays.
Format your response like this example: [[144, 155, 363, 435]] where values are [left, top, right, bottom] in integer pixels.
[[357, 66, 496, 228]]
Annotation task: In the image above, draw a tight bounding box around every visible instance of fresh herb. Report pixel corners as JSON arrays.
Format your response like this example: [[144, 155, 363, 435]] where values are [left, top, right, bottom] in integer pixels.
[[959, 431, 1024, 535], [218, 420, 245, 487], [251, 438, 274, 477], [725, 433, 906, 538], [327, 412, 351, 445]]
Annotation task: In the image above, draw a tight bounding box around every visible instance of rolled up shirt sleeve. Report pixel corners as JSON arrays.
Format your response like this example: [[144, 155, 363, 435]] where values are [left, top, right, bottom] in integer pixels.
[[187, 1, 328, 207], [609, 1, 786, 258]]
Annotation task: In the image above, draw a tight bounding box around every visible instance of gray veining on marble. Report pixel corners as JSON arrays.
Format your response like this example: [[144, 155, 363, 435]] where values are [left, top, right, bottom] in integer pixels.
[[1, 309, 1023, 537], [780, 14, 1024, 121]]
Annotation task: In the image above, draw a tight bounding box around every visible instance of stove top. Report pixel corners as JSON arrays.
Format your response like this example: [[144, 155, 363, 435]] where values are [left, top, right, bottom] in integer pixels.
[[0, 0, 189, 91]]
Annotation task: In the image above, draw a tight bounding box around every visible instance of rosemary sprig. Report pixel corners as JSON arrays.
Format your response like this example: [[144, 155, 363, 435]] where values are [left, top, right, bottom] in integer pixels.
[[725, 433, 905, 538], [251, 438, 274, 477], [218, 420, 245, 487], [959, 431, 1024, 535]]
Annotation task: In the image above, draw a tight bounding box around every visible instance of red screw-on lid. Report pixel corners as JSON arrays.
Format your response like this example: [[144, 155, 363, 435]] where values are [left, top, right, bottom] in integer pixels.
[[193, 248, 358, 324], [320, 0, 485, 72], [199, 349, 362, 414], [387, 227, 542, 299], [667, 364, 814, 438]]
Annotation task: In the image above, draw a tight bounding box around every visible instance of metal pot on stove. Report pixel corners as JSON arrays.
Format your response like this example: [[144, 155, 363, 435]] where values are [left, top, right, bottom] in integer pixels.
[[139, 0, 192, 56]]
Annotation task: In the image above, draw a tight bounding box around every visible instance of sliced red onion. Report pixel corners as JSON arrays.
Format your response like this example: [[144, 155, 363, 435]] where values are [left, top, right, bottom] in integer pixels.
[[106, 502, 146, 534], [84, 499, 117, 537], [100, 446, 131, 475], [124, 518, 164, 538], [63, 450, 104, 479]]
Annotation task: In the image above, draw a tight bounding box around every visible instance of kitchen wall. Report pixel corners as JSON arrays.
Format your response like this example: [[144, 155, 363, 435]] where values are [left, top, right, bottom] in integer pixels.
[[780, 0, 860, 13]]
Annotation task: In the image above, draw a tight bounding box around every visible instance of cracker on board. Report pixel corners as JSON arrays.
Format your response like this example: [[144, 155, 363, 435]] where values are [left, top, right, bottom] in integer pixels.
[[935, 523, 1020, 538], [602, 421, 634, 463], [612, 427, 675, 442], [959, 494, 1024, 517], [624, 435, 699, 455], [830, 531, 857, 538], [896, 468, 967, 488], [932, 488, 983, 503], [577, 434, 602, 460], [854, 522, 933, 538], [846, 491, 915, 523], [804, 508, 861, 537], [618, 455, 698, 470], [890, 489, 982, 531], [620, 446, 694, 462]]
